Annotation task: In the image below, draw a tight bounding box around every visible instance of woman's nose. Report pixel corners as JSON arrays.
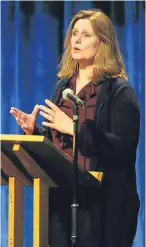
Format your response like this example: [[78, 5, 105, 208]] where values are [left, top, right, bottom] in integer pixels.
[[75, 39, 81, 44], [75, 35, 81, 44]]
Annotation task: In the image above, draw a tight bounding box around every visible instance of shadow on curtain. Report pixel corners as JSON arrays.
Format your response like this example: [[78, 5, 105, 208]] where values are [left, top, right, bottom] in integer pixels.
[[1, 1, 145, 247]]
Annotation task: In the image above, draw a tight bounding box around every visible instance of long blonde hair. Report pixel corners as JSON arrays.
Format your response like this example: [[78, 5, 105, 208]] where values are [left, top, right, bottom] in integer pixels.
[[58, 9, 128, 82]]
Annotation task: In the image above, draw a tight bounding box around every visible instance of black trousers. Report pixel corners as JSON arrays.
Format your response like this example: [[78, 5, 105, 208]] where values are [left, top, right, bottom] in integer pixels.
[[49, 187, 139, 247]]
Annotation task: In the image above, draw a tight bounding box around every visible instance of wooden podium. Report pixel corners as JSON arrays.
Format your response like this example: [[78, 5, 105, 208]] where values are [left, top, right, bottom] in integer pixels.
[[0, 134, 103, 247]]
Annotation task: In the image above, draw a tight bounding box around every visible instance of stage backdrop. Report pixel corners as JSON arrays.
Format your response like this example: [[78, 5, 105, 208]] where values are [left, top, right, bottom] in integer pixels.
[[1, 1, 145, 247]]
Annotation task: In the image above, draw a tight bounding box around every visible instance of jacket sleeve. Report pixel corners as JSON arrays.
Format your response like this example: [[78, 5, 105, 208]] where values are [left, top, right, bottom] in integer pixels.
[[33, 124, 52, 140], [33, 124, 46, 135], [78, 85, 140, 170]]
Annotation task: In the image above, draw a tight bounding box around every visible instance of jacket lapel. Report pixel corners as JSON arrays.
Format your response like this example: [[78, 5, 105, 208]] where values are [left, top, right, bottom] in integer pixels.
[[94, 78, 111, 130], [51, 78, 70, 105]]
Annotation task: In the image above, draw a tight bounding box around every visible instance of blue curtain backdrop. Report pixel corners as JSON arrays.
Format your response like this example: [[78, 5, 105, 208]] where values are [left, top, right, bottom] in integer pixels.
[[1, 1, 145, 247]]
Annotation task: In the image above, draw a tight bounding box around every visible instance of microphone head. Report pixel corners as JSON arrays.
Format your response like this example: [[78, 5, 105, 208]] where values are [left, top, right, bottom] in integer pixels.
[[62, 88, 74, 100]]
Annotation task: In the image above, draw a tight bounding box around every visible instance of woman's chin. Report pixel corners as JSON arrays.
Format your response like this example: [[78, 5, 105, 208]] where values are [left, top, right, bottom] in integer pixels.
[[71, 55, 83, 62]]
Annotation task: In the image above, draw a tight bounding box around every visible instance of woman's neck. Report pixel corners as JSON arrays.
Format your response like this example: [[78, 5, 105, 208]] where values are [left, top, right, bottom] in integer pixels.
[[78, 65, 93, 83]]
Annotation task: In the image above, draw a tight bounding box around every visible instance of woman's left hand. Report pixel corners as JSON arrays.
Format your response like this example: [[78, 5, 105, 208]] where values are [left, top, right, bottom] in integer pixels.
[[39, 99, 73, 135]]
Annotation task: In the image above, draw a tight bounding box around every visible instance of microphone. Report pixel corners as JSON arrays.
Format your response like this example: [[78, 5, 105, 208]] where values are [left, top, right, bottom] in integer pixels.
[[62, 88, 84, 107]]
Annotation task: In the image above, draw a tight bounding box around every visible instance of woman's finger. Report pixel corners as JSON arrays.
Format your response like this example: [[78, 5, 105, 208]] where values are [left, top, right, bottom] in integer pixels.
[[10, 109, 18, 119], [10, 107, 22, 115], [42, 121, 54, 129], [16, 118, 27, 128], [45, 99, 58, 112], [39, 105, 54, 115], [16, 118, 23, 126], [39, 111, 54, 122], [10, 107, 19, 112], [21, 124, 28, 129], [32, 104, 39, 116], [10, 109, 22, 120]]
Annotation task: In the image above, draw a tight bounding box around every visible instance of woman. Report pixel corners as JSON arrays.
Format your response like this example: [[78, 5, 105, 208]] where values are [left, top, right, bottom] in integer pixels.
[[10, 9, 140, 247]]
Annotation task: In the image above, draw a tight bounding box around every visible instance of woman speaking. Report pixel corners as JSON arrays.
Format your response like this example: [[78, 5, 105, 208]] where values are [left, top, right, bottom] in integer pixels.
[[10, 9, 140, 247]]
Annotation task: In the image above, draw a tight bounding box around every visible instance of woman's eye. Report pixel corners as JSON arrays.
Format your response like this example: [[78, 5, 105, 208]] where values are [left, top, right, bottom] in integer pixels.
[[84, 33, 90, 37], [72, 31, 77, 36], [72, 31, 90, 37]]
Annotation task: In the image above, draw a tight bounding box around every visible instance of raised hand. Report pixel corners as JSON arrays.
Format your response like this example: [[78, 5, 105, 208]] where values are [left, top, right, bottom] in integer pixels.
[[39, 99, 73, 136], [10, 105, 39, 135]]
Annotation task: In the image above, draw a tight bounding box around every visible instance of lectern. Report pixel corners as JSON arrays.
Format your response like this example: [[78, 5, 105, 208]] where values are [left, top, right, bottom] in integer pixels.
[[0, 134, 103, 247]]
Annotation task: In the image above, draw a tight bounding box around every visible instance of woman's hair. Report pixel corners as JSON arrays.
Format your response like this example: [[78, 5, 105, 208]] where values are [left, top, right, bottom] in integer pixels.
[[58, 9, 128, 82]]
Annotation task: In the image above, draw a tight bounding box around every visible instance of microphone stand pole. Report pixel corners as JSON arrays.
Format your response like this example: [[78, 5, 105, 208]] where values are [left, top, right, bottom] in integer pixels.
[[71, 104, 79, 247]]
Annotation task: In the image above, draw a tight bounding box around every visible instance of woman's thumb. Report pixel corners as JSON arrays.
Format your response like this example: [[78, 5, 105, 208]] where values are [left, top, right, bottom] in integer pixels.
[[32, 104, 39, 116]]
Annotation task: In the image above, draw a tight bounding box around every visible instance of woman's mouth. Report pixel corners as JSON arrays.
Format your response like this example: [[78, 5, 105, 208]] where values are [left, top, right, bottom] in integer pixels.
[[73, 47, 81, 52]]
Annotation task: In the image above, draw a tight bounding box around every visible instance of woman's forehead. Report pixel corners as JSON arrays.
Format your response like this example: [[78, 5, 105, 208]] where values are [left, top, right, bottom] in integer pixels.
[[73, 19, 95, 34]]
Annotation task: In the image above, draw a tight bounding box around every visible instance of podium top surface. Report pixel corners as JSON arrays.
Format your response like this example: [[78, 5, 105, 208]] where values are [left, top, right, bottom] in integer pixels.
[[1, 134, 102, 187], [1, 134, 45, 142]]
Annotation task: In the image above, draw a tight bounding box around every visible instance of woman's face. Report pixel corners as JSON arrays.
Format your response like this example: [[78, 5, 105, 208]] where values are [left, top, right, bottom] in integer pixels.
[[71, 19, 100, 64]]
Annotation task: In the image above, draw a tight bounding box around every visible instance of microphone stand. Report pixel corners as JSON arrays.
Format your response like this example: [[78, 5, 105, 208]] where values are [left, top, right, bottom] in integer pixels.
[[71, 104, 79, 247]]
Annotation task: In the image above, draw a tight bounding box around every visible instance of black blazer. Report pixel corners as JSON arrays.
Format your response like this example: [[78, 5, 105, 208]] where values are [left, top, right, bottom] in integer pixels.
[[35, 77, 140, 247], [37, 76, 140, 171]]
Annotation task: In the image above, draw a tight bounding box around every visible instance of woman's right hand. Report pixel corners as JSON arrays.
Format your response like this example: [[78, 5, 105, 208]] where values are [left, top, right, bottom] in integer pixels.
[[10, 105, 39, 135]]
